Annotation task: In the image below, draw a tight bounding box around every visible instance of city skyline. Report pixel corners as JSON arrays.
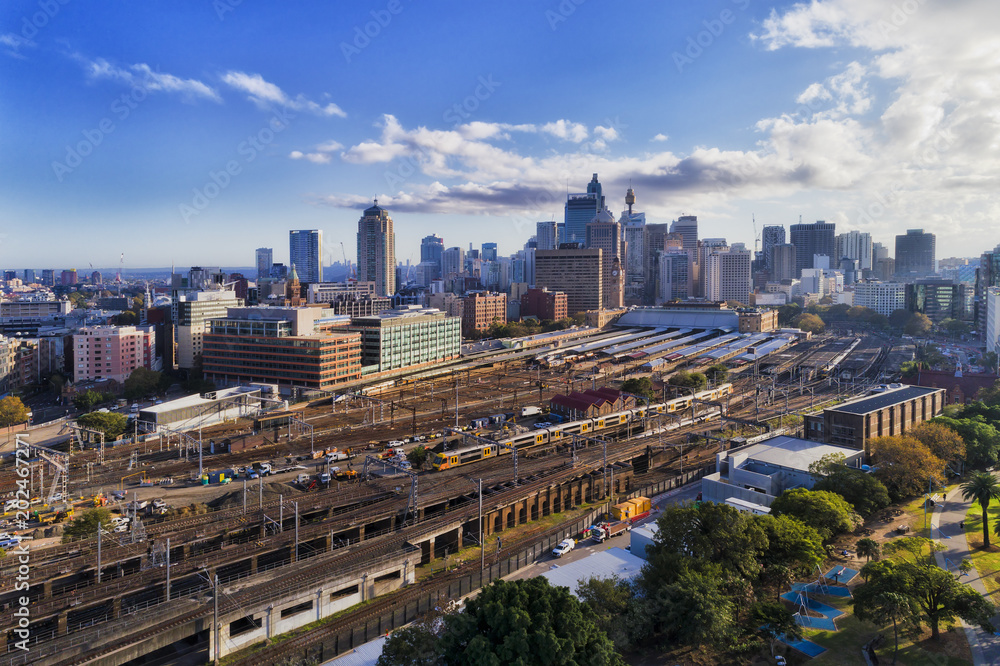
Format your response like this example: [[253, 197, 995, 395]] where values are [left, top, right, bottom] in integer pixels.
[[3, 1, 999, 267]]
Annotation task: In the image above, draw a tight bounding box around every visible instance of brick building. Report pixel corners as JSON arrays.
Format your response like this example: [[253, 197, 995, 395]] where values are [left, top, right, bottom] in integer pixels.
[[461, 292, 507, 336], [549, 387, 635, 420], [520, 288, 568, 322], [803, 385, 946, 454]]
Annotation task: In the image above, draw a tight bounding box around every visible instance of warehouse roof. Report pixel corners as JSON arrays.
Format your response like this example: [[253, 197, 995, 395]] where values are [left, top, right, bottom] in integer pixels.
[[829, 386, 943, 415]]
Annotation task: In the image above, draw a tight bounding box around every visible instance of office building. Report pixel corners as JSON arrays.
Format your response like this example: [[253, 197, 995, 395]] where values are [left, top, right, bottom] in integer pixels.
[[564, 173, 605, 243], [289, 230, 323, 284], [643, 223, 672, 303], [697, 239, 728, 298], [535, 248, 603, 315], [657, 250, 691, 303], [836, 230, 873, 272], [586, 210, 624, 309], [60, 269, 78, 286], [669, 215, 699, 252], [481, 242, 498, 262], [349, 306, 461, 374], [789, 220, 836, 278], [23, 269, 35, 284], [704, 248, 751, 304], [853, 281, 907, 316], [905, 278, 962, 323], [761, 226, 786, 272], [442, 246, 465, 279], [536, 221, 558, 251], [41, 269, 55, 286], [895, 229, 936, 279], [203, 308, 362, 391], [173, 290, 241, 369], [72, 325, 159, 384], [462, 292, 506, 336], [256, 248, 273, 281], [420, 234, 444, 267], [987, 288, 1000, 354], [521, 288, 568, 321]]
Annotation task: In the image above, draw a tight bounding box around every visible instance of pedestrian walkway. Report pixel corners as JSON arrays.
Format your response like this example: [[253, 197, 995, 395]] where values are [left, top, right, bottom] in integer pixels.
[[930, 489, 1000, 665]]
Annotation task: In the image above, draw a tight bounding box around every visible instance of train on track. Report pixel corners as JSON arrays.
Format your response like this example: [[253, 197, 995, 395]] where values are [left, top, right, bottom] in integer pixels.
[[432, 383, 733, 471]]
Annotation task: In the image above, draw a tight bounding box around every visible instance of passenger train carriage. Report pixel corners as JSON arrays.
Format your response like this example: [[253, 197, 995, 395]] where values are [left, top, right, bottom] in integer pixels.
[[432, 383, 732, 470]]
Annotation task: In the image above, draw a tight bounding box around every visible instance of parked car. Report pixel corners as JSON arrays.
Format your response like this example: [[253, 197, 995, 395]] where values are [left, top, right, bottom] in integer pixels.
[[552, 538, 575, 558]]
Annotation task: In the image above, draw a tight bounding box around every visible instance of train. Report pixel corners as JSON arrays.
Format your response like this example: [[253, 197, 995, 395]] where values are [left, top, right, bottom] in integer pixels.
[[431, 383, 733, 471]]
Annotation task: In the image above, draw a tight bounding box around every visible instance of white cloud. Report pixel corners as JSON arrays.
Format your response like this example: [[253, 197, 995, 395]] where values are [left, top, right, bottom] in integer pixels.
[[594, 125, 620, 141], [540, 120, 589, 143], [221, 71, 346, 117], [289, 150, 332, 164], [83, 58, 221, 102], [651, 133, 669, 142], [1, 33, 35, 59]]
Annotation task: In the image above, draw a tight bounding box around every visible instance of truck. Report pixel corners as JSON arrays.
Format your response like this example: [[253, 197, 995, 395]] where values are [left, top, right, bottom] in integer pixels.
[[552, 538, 575, 558], [520, 406, 542, 417], [589, 520, 630, 543], [251, 461, 273, 476], [324, 449, 349, 462]]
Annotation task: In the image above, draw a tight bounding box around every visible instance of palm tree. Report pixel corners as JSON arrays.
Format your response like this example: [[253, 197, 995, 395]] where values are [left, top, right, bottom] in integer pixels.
[[961, 472, 1000, 548], [856, 537, 881, 563]]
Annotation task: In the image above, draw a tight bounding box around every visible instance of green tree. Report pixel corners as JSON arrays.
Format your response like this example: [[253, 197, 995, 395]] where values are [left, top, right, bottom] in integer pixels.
[[621, 377, 654, 401], [376, 624, 441, 666], [856, 537, 881, 564], [889, 309, 911, 329], [123, 367, 161, 400], [667, 371, 708, 392], [870, 435, 946, 502], [111, 311, 138, 325], [909, 422, 965, 465], [576, 576, 646, 652], [0, 396, 30, 427], [811, 463, 891, 518], [406, 445, 428, 470], [751, 600, 801, 658], [854, 587, 918, 665], [436, 578, 623, 666], [904, 312, 933, 337], [66, 292, 87, 309], [777, 303, 801, 327], [62, 507, 113, 542], [932, 415, 1000, 469], [72, 389, 106, 412], [978, 380, 1000, 407], [961, 472, 1000, 548], [792, 312, 825, 334], [768, 488, 861, 542], [755, 514, 826, 574], [77, 411, 128, 440], [866, 537, 996, 639], [647, 568, 738, 649], [704, 364, 728, 385]]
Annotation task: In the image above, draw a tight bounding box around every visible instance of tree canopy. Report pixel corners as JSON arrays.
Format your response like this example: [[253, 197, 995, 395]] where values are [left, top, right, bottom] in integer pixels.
[[667, 371, 708, 392], [0, 396, 30, 427], [870, 435, 946, 502], [932, 414, 1000, 470], [76, 411, 128, 440], [792, 312, 825, 334], [704, 364, 728, 385], [62, 508, 113, 542], [123, 367, 161, 400], [809, 454, 890, 518], [620, 377, 655, 401], [769, 488, 861, 542], [904, 312, 934, 337], [72, 389, 113, 412], [909, 422, 965, 466]]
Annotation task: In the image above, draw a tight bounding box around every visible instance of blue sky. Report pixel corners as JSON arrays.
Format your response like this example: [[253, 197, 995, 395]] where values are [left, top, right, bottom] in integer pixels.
[[2, 0, 998, 270]]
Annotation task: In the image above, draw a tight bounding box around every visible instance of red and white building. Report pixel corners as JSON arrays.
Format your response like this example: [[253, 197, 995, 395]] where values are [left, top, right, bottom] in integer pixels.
[[72, 325, 159, 384]]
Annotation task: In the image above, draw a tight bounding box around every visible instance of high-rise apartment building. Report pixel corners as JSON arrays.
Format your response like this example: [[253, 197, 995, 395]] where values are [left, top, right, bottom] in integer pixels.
[[420, 234, 444, 266], [255, 248, 273, 281], [986, 288, 1000, 355], [586, 210, 624, 309], [895, 229, 936, 279], [173, 290, 241, 369], [770, 244, 797, 282], [704, 248, 751, 304], [72, 325, 158, 383], [356, 201, 396, 296], [289, 230, 323, 284], [60, 269, 78, 286], [536, 221, 558, 251], [564, 173, 604, 243], [23, 269, 35, 284], [836, 230, 873, 271], [789, 220, 836, 278], [853, 281, 907, 316], [657, 251, 691, 303], [535, 248, 603, 315]]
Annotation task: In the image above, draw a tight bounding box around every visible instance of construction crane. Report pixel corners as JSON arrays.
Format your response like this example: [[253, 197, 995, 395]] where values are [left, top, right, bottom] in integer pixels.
[[752, 214, 760, 256], [116, 252, 124, 297], [339, 242, 355, 282]]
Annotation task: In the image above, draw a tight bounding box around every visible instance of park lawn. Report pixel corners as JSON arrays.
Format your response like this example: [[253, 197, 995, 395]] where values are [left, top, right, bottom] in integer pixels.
[[963, 500, 1000, 598], [809, 595, 971, 666], [898, 483, 962, 537]]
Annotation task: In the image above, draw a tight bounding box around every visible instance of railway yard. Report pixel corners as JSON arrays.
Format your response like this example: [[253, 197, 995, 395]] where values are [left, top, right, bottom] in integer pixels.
[[0, 326, 897, 666]]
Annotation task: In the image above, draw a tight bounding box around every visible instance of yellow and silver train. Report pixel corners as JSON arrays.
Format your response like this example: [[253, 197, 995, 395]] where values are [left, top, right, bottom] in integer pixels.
[[432, 383, 732, 471]]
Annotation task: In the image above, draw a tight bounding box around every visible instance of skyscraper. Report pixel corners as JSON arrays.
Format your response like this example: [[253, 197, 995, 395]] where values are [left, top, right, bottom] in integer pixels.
[[771, 244, 797, 282], [481, 242, 498, 262], [789, 220, 836, 278], [704, 248, 751, 304], [586, 209, 624, 309], [356, 201, 396, 296], [564, 173, 605, 243], [536, 221, 558, 251], [836, 230, 873, 271], [761, 225, 786, 271], [289, 230, 323, 284], [256, 248, 273, 281], [420, 234, 444, 266], [894, 229, 936, 279], [442, 246, 465, 278], [669, 215, 699, 252]]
